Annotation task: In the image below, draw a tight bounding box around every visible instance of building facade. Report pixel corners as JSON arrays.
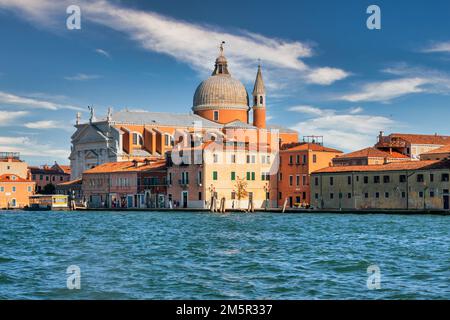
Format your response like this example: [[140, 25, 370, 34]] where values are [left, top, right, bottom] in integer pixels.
[[82, 160, 167, 208], [332, 147, 410, 167], [30, 162, 71, 193], [167, 141, 277, 209], [311, 160, 450, 211], [0, 153, 34, 209], [277, 142, 342, 208]]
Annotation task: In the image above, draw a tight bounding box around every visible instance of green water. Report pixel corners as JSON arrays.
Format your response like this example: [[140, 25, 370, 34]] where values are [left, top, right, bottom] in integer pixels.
[[0, 211, 449, 299]]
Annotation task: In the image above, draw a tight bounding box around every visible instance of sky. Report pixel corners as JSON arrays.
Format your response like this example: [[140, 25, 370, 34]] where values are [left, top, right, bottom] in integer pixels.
[[1, 0, 450, 165]]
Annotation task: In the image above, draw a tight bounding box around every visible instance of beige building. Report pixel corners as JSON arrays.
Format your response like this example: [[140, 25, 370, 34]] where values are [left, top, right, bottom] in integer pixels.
[[167, 141, 277, 209], [311, 160, 450, 211], [420, 144, 450, 161], [0, 152, 29, 179]]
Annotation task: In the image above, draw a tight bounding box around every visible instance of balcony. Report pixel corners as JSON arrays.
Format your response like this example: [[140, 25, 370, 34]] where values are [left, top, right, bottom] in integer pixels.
[[178, 179, 189, 186]]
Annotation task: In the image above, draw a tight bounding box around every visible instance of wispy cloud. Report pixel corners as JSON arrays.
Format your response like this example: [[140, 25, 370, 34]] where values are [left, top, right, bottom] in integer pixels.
[[0, 136, 69, 160], [24, 120, 70, 130], [0, 0, 349, 90], [339, 77, 427, 103], [64, 73, 101, 81], [422, 41, 450, 54], [289, 105, 396, 151], [0, 90, 83, 111], [0, 110, 29, 124], [95, 48, 111, 58]]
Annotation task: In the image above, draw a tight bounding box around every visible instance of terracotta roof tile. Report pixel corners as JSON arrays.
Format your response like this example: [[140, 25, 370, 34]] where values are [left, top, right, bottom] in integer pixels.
[[421, 144, 450, 155], [282, 143, 342, 153], [0, 174, 32, 182], [389, 133, 450, 145], [83, 160, 166, 174], [337, 147, 409, 159]]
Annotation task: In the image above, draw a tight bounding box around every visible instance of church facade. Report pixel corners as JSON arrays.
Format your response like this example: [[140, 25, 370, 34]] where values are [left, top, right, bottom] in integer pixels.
[[69, 47, 299, 180]]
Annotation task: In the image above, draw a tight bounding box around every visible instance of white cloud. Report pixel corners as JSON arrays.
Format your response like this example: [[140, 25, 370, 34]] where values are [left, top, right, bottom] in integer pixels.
[[339, 77, 427, 102], [0, 135, 69, 159], [0, 110, 28, 124], [24, 120, 68, 130], [305, 67, 349, 85], [95, 48, 111, 58], [0, 90, 83, 111], [287, 105, 334, 116], [349, 106, 363, 114], [0, 0, 349, 89], [64, 73, 101, 81], [422, 41, 450, 53], [288, 106, 396, 151]]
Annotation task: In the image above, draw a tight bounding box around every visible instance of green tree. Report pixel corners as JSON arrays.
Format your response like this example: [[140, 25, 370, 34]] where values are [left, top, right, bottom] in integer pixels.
[[42, 183, 56, 195]]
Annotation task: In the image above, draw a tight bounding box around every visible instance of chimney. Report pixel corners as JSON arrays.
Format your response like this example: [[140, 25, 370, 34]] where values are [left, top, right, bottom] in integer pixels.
[[132, 159, 139, 168]]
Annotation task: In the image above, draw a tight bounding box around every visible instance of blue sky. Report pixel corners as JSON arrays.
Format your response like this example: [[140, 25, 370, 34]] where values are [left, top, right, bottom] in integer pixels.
[[1, 0, 450, 165]]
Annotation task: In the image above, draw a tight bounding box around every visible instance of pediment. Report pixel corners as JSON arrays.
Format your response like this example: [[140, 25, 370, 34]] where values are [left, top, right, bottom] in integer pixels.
[[73, 125, 108, 144]]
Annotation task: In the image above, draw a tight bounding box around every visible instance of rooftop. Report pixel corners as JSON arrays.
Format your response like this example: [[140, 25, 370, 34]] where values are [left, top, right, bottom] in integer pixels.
[[382, 133, 450, 145], [336, 147, 409, 159], [421, 144, 450, 155], [313, 159, 450, 174], [83, 160, 166, 174], [0, 174, 31, 182], [281, 142, 342, 153]]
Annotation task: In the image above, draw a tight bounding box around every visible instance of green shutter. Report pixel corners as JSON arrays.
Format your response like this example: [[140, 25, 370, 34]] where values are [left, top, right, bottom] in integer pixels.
[[231, 172, 236, 180], [246, 172, 250, 180], [213, 171, 218, 180], [252, 172, 255, 180]]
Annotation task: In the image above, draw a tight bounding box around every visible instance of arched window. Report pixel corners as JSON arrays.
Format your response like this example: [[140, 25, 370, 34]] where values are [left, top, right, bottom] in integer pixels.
[[213, 110, 219, 121], [254, 96, 257, 105], [260, 96, 264, 105]]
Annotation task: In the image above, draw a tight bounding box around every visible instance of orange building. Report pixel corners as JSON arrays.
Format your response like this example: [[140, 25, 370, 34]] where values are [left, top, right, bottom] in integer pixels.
[[277, 142, 342, 208], [0, 153, 35, 209], [30, 162, 71, 193]]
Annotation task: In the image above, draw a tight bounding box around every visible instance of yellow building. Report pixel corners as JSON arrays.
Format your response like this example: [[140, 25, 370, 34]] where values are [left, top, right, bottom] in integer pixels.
[[310, 160, 450, 211], [167, 141, 277, 210]]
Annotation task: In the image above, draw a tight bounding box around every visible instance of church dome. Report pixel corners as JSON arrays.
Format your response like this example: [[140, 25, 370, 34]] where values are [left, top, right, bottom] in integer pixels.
[[193, 46, 249, 112], [193, 75, 249, 110]]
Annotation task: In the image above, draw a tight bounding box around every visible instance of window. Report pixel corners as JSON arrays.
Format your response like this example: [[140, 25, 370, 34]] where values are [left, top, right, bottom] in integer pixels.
[[430, 174, 434, 182], [296, 155, 300, 164], [0, 187, 4, 192], [330, 193, 334, 199], [28, 186, 32, 192], [364, 176, 369, 184], [289, 155, 293, 165], [231, 192, 236, 200], [302, 155, 307, 164], [430, 191, 435, 198], [213, 154, 218, 163], [213, 110, 219, 121], [259, 96, 263, 105], [251, 172, 255, 181], [347, 193, 352, 199], [164, 134, 172, 147], [347, 176, 352, 185], [168, 173, 172, 185], [246, 155, 251, 164], [399, 175, 406, 183], [231, 172, 236, 180], [314, 177, 319, 186], [442, 173, 449, 182], [374, 176, 380, 184], [230, 154, 236, 163], [419, 191, 424, 198], [198, 192, 202, 200], [46, 176, 49, 181], [330, 177, 334, 186], [181, 172, 189, 184], [278, 192, 282, 200], [296, 196, 301, 204], [213, 171, 218, 180], [279, 172, 283, 181], [289, 175, 293, 186], [133, 132, 143, 145], [385, 192, 389, 198], [402, 192, 406, 198], [364, 193, 369, 198], [254, 96, 257, 105], [313, 155, 317, 163], [417, 174, 424, 182], [315, 193, 319, 200], [296, 175, 300, 186], [375, 192, 380, 198], [302, 175, 307, 186], [12, 186, 16, 192]]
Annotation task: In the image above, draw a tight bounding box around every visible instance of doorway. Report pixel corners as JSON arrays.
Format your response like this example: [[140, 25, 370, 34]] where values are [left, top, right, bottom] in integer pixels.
[[444, 193, 449, 210], [182, 191, 188, 208]]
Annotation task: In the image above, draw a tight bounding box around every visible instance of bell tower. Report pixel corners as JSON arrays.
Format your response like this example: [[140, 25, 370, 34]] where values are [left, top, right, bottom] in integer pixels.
[[252, 64, 266, 128]]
